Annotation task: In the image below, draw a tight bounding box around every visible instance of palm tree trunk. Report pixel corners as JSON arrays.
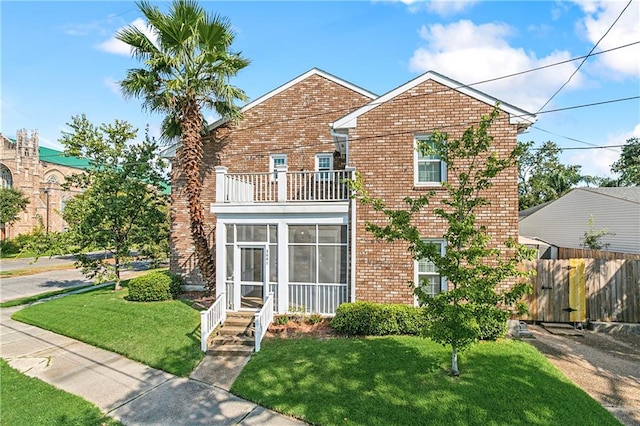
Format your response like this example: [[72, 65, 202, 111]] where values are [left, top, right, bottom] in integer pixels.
[[180, 103, 217, 294]]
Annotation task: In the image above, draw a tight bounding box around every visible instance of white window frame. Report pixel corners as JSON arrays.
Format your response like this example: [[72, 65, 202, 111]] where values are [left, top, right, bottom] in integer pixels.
[[414, 136, 446, 186], [269, 154, 287, 181], [415, 239, 447, 302], [315, 153, 334, 182]]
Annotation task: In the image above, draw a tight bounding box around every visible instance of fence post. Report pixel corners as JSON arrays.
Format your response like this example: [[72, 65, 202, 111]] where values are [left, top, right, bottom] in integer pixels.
[[214, 166, 228, 203], [200, 310, 207, 352], [254, 313, 262, 352]]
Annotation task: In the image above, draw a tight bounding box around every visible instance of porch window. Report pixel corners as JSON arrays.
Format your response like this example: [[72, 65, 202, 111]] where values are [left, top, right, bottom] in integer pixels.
[[414, 136, 446, 185], [270, 154, 287, 181], [416, 239, 446, 297], [315, 153, 333, 182], [288, 224, 348, 314]]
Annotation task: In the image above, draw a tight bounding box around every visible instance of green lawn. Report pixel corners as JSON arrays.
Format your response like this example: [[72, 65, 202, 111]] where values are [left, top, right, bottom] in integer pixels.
[[0, 359, 121, 426], [232, 336, 620, 426], [11, 285, 203, 376]]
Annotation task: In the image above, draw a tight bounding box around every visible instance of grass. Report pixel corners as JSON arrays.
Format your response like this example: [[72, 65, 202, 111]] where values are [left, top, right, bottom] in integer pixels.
[[0, 250, 39, 259], [0, 359, 121, 425], [0, 284, 96, 308], [11, 284, 204, 377], [231, 336, 620, 426]]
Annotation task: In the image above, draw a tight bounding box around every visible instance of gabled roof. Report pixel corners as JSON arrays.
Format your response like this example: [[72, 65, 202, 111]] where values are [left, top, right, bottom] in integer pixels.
[[332, 70, 537, 133], [38, 146, 91, 170], [580, 187, 640, 203], [207, 68, 378, 131]]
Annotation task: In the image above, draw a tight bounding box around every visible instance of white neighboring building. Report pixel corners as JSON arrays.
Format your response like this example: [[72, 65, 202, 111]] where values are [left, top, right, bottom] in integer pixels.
[[519, 187, 640, 254]]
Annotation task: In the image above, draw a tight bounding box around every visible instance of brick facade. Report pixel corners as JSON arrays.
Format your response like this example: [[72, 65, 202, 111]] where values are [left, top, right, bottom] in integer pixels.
[[170, 71, 374, 283], [347, 79, 520, 304], [169, 69, 528, 309]]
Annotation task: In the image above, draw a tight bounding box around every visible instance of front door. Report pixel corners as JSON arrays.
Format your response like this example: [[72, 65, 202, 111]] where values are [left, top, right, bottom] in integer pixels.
[[237, 245, 268, 310]]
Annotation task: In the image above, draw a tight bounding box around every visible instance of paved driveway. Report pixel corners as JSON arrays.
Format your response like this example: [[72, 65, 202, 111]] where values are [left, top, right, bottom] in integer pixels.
[[526, 325, 640, 426]]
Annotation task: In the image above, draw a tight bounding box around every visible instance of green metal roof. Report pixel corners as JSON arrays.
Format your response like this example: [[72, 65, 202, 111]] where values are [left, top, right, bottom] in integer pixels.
[[38, 146, 91, 170]]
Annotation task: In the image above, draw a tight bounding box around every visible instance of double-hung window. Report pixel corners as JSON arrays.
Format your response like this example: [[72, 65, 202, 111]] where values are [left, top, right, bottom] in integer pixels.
[[416, 239, 446, 298], [414, 136, 446, 186], [270, 154, 287, 181], [315, 153, 333, 182]]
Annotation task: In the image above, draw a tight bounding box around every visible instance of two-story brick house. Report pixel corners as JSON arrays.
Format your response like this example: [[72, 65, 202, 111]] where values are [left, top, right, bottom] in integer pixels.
[[169, 68, 536, 315]]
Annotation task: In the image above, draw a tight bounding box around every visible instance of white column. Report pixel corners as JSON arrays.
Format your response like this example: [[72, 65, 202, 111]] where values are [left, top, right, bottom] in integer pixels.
[[214, 166, 228, 203], [276, 164, 288, 202]]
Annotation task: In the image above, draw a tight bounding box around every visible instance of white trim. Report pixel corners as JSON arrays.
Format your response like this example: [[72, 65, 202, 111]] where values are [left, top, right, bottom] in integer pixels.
[[332, 70, 537, 132], [211, 202, 349, 215], [413, 136, 447, 186], [414, 239, 447, 306], [207, 68, 377, 132]]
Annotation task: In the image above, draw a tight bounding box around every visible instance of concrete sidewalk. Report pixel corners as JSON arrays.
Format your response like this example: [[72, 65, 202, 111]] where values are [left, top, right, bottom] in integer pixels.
[[0, 307, 304, 425]]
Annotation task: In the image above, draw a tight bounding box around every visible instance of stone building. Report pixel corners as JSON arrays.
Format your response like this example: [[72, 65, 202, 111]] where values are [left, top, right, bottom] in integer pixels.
[[0, 130, 88, 239]]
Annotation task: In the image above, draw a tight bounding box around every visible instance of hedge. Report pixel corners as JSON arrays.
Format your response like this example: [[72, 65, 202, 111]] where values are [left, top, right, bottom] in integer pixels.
[[126, 271, 182, 302], [330, 302, 426, 336]]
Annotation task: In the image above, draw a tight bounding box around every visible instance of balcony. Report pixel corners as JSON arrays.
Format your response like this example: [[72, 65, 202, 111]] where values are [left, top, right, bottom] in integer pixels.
[[214, 165, 354, 204]]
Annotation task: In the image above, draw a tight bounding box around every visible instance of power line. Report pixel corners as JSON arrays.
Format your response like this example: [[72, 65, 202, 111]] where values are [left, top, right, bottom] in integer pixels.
[[537, 0, 634, 112]]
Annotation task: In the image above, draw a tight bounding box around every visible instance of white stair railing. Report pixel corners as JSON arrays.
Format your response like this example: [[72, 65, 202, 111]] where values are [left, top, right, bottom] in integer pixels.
[[200, 293, 227, 352], [254, 292, 274, 352]]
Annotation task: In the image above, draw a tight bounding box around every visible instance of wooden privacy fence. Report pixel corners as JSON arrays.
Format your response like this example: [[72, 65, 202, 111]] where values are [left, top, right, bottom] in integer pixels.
[[557, 247, 640, 260], [521, 259, 640, 323]]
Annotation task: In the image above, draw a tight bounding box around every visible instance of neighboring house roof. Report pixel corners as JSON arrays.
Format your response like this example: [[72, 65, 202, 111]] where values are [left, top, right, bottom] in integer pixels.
[[38, 147, 91, 170], [207, 68, 378, 132], [331, 70, 537, 132], [519, 200, 553, 219], [519, 187, 640, 254]]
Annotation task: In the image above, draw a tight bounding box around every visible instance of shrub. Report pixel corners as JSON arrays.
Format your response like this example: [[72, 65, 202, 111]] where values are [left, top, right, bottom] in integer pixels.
[[305, 314, 323, 325], [274, 315, 290, 325], [126, 271, 182, 302], [331, 302, 426, 336], [474, 306, 508, 341]]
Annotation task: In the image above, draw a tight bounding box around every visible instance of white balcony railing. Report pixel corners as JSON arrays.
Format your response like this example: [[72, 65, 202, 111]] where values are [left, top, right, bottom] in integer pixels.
[[215, 166, 354, 204]]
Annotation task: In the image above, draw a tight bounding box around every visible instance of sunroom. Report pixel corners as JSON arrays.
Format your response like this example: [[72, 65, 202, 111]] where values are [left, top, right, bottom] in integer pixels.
[[211, 165, 354, 315]]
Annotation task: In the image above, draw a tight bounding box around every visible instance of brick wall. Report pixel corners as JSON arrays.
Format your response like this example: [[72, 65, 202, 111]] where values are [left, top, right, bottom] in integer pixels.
[[170, 73, 373, 283], [348, 79, 520, 304]]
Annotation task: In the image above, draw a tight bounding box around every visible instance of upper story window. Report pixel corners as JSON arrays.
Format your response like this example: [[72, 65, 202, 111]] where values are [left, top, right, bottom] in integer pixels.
[[416, 239, 446, 298], [270, 154, 287, 181], [414, 136, 446, 186], [315, 153, 333, 181], [46, 175, 59, 184]]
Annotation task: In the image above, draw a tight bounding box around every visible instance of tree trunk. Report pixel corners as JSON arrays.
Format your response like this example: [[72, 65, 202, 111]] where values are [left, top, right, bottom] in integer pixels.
[[114, 253, 121, 291], [451, 347, 460, 376], [180, 103, 217, 294]]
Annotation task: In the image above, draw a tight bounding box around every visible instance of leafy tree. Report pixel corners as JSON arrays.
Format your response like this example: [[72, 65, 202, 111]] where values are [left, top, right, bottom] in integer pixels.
[[351, 107, 534, 376], [518, 141, 589, 210], [605, 137, 640, 187], [0, 187, 29, 229], [58, 115, 169, 290], [580, 214, 614, 250], [117, 0, 250, 292]]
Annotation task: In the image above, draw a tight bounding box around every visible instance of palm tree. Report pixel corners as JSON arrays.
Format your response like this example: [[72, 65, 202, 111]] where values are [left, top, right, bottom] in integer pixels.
[[117, 0, 249, 292]]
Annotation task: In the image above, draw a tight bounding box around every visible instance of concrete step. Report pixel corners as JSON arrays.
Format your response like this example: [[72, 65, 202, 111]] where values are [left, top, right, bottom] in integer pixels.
[[219, 325, 255, 337], [212, 335, 254, 346], [207, 344, 254, 356]]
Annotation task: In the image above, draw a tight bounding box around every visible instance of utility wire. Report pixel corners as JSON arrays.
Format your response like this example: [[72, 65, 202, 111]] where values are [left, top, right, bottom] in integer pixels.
[[537, 0, 634, 112]]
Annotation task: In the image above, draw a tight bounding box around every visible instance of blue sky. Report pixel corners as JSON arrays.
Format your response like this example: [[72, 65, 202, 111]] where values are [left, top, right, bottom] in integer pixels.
[[2, 1, 638, 178]]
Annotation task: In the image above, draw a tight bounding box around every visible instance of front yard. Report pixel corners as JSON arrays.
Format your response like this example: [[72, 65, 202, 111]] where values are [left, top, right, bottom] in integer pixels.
[[11, 284, 203, 376], [232, 336, 620, 426]]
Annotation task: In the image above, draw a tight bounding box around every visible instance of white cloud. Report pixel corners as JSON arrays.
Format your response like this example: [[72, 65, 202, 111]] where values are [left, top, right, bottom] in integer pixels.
[[565, 124, 640, 178], [408, 20, 586, 112], [572, 0, 640, 77], [381, 0, 477, 15], [104, 76, 121, 95], [95, 18, 157, 56]]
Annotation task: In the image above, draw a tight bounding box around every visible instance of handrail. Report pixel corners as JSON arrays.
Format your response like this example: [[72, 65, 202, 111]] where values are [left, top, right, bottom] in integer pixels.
[[254, 292, 274, 352], [200, 292, 227, 352]]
